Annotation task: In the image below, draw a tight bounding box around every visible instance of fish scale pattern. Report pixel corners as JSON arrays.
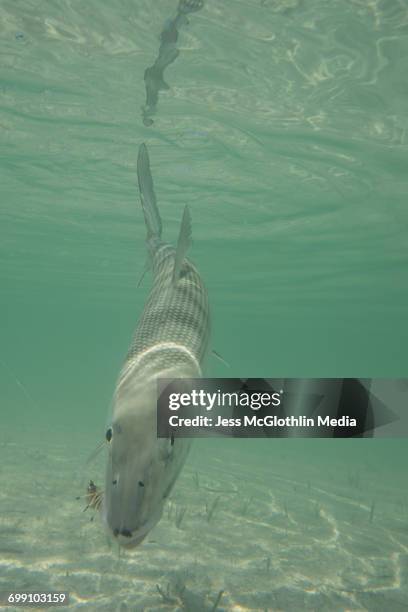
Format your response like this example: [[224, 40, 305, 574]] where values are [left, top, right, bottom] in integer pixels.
[[123, 242, 210, 375]]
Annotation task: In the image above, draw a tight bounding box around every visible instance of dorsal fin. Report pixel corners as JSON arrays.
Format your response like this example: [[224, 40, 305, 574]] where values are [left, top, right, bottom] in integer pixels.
[[172, 205, 192, 285]]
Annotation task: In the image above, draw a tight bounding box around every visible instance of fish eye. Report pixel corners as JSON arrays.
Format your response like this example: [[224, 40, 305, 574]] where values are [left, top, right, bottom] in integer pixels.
[[106, 427, 113, 442]]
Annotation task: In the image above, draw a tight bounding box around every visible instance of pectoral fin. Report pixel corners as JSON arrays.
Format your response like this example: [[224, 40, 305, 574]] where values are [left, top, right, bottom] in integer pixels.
[[137, 262, 150, 288], [212, 350, 230, 368]]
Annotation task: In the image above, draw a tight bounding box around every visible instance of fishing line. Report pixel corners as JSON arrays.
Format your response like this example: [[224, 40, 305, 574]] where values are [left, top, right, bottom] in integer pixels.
[[0, 357, 38, 412]]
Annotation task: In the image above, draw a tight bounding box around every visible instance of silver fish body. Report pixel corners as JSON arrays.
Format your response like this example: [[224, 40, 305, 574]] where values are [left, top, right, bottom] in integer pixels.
[[103, 144, 210, 548]]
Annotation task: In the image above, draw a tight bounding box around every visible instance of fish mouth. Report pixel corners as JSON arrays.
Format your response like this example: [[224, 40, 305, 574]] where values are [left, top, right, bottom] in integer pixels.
[[109, 517, 158, 549], [115, 530, 148, 549]]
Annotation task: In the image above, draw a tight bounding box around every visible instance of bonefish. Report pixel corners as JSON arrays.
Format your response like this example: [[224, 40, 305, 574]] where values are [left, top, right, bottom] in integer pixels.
[[102, 143, 210, 548]]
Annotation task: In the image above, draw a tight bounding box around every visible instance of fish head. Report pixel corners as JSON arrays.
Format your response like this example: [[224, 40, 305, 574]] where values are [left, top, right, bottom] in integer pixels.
[[102, 376, 190, 548]]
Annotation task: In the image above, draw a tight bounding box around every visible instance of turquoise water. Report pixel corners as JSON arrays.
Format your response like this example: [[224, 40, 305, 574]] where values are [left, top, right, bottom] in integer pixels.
[[1, 0, 408, 610]]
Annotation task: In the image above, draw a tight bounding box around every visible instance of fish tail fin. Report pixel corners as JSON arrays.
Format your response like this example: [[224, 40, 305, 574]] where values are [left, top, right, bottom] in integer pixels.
[[172, 205, 192, 285], [137, 143, 163, 240]]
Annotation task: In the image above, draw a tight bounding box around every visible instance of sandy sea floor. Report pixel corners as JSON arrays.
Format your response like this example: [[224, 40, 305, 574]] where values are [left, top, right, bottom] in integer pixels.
[[0, 432, 407, 611]]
